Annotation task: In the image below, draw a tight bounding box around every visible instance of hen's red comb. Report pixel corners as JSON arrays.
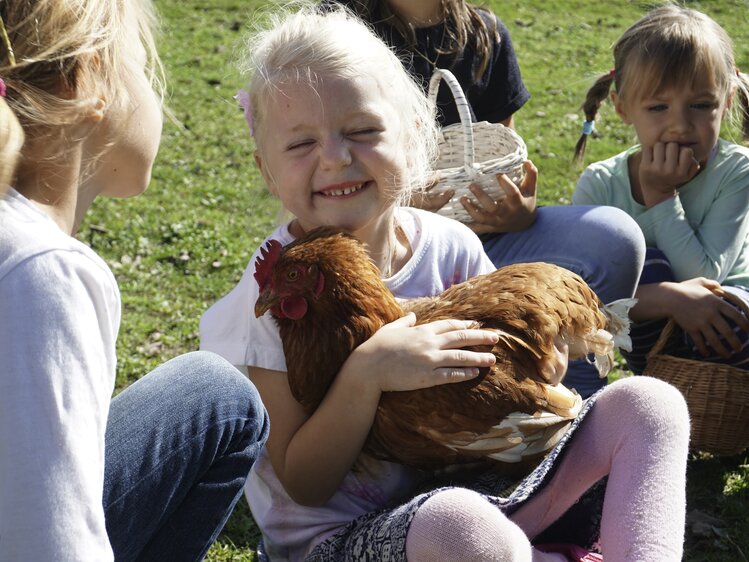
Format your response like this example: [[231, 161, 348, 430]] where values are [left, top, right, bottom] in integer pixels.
[[254, 239, 283, 292]]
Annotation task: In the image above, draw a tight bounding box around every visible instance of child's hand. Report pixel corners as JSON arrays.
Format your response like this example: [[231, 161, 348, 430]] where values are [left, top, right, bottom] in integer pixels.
[[639, 142, 701, 207], [352, 313, 498, 392], [461, 160, 538, 234], [537, 336, 570, 385], [670, 279, 749, 357]]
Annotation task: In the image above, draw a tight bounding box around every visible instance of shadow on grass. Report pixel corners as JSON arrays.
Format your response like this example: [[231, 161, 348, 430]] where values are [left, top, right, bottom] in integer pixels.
[[208, 500, 262, 561], [685, 451, 749, 562]]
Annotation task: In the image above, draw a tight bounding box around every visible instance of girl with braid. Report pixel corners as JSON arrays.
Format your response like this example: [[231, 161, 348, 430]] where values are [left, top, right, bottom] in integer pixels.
[[573, 4, 749, 374]]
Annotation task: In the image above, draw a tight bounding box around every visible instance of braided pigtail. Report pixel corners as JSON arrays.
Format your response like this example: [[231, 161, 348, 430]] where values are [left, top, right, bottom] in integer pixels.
[[735, 70, 749, 141], [573, 71, 616, 165]]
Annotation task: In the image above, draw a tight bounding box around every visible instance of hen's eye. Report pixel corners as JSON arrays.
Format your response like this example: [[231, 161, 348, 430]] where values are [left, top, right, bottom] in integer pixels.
[[287, 270, 299, 281]]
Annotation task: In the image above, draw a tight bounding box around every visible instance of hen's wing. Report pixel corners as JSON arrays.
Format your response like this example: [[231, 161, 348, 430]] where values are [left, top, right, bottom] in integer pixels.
[[366, 263, 609, 469]]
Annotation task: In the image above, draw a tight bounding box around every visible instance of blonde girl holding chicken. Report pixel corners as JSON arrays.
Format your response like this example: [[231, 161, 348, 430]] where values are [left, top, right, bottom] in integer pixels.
[[572, 4, 749, 375], [201, 4, 690, 561], [0, 2, 269, 559]]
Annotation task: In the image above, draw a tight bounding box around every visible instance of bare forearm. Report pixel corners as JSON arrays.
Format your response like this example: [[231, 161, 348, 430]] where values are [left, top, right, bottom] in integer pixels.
[[281, 357, 381, 506], [630, 283, 680, 322]]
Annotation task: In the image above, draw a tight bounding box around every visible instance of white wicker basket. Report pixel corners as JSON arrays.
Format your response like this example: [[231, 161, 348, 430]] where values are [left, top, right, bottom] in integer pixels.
[[427, 68, 528, 223]]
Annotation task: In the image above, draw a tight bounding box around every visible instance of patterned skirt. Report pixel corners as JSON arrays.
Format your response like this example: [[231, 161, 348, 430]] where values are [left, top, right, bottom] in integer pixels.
[[260, 392, 605, 562]]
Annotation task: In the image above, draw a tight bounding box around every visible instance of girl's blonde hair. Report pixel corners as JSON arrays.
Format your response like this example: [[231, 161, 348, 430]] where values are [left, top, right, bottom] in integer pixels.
[[241, 2, 440, 204], [0, 0, 164, 159], [0, 96, 23, 190], [574, 3, 749, 163]]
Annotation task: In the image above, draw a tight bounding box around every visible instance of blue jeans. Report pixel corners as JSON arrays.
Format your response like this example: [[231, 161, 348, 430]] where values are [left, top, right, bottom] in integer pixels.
[[103, 351, 269, 561], [482, 205, 646, 397]]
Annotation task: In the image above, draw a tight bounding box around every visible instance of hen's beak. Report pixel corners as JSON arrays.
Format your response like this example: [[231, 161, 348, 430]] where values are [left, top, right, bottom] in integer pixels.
[[254, 290, 278, 318]]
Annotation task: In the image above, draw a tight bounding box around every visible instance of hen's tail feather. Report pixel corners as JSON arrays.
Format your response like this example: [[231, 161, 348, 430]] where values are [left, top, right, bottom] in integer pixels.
[[422, 385, 583, 463], [542, 383, 583, 416], [565, 297, 638, 378], [601, 297, 638, 352]]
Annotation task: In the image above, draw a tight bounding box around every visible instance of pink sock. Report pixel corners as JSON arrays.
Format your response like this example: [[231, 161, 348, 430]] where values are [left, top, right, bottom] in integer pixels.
[[510, 376, 689, 561], [405, 488, 565, 562]]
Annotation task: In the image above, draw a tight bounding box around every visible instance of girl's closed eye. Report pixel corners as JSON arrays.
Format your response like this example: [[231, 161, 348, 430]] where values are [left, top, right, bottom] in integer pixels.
[[350, 128, 379, 137], [347, 121, 385, 139], [646, 103, 669, 113], [287, 139, 316, 151]]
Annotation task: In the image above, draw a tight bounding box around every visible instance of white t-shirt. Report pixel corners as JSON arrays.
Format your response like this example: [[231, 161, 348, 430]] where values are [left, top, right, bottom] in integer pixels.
[[200, 208, 493, 561], [0, 189, 119, 561]]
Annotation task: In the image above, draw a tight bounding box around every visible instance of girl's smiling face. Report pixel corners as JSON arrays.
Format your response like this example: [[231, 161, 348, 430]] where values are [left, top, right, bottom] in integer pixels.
[[613, 74, 730, 167], [254, 73, 408, 237]]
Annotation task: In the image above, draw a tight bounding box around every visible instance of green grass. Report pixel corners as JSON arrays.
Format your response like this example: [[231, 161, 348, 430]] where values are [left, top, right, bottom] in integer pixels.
[[82, 0, 749, 559]]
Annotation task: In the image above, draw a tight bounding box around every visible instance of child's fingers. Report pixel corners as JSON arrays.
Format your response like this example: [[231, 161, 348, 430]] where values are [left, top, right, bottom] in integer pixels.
[[677, 145, 700, 179], [428, 367, 482, 385], [719, 295, 749, 332], [387, 312, 417, 328], [459, 197, 496, 228], [520, 160, 538, 196], [702, 324, 733, 358], [538, 338, 570, 385], [469, 182, 503, 209], [664, 141, 681, 167], [437, 347, 497, 366], [715, 321, 744, 355], [641, 144, 654, 165], [716, 299, 749, 351], [651, 142, 666, 166], [438, 328, 500, 351], [424, 318, 483, 334], [687, 328, 710, 357], [494, 173, 521, 202]]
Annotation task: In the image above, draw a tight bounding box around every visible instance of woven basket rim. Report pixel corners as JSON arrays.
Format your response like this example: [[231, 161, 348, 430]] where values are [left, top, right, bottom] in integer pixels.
[[426, 69, 527, 222], [643, 288, 749, 455]]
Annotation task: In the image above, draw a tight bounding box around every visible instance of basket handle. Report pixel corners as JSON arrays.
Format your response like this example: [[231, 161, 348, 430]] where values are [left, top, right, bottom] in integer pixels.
[[646, 287, 749, 359], [428, 68, 476, 174]]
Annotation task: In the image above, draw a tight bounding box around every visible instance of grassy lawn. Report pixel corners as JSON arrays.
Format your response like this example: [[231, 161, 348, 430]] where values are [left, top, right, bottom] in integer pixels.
[[84, 0, 749, 559]]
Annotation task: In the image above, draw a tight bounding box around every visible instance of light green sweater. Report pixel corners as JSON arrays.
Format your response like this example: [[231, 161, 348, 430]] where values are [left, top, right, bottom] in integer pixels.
[[573, 139, 749, 287]]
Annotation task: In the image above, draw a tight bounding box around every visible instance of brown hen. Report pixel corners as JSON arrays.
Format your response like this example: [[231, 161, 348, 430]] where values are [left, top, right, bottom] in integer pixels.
[[254, 227, 632, 470]]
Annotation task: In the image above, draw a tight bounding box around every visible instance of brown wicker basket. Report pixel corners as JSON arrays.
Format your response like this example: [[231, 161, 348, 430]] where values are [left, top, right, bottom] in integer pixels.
[[642, 289, 749, 455], [427, 68, 527, 223]]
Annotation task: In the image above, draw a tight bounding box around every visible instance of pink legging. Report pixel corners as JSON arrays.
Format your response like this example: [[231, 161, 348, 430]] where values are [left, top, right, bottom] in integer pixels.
[[405, 376, 690, 562]]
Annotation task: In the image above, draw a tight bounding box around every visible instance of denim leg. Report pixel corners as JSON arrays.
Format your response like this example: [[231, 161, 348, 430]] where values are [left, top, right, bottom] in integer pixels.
[[103, 351, 269, 562], [481, 205, 646, 397]]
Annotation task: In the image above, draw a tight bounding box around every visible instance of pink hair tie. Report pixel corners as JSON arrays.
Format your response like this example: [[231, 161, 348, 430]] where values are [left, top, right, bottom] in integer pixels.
[[235, 88, 254, 136], [0, 78, 6, 97]]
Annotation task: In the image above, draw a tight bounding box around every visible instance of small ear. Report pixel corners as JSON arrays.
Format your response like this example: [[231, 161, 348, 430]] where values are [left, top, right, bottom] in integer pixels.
[[610, 91, 631, 124], [87, 97, 106, 123], [255, 150, 279, 197]]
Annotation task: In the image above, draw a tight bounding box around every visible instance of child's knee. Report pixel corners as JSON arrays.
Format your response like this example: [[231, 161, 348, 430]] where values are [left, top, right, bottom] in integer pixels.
[[601, 376, 689, 442], [407, 488, 531, 562], [586, 206, 645, 263]]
